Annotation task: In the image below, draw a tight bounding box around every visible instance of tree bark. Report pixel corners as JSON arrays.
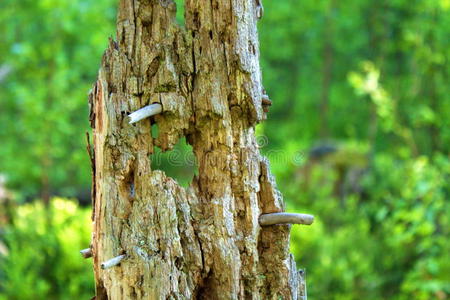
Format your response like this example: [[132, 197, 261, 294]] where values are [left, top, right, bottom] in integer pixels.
[[88, 0, 306, 299]]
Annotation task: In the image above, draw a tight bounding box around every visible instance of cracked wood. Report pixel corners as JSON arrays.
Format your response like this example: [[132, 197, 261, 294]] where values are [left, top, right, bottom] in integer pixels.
[[89, 0, 306, 299]]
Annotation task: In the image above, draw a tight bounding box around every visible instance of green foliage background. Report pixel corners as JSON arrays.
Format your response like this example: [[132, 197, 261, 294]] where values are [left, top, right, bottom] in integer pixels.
[[0, 0, 449, 299], [0, 199, 93, 300]]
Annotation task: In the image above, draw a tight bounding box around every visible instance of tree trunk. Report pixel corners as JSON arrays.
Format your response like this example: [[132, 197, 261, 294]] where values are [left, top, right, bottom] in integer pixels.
[[88, 0, 307, 299]]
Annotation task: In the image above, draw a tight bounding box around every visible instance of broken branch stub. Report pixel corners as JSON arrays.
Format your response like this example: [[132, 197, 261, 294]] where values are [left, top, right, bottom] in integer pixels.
[[128, 103, 162, 124], [80, 248, 93, 259], [101, 254, 126, 270], [259, 213, 314, 226]]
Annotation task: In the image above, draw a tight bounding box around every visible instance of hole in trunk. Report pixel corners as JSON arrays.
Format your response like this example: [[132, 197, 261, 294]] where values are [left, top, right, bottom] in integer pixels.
[[151, 137, 197, 187], [174, 0, 185, 26], [196, 270, 216, 300], [151, 123, 159, 139]]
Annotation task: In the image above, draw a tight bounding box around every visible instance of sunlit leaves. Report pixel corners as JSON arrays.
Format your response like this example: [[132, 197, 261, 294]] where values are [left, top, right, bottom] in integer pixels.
[[0, 0, 116, 198], [0, 198, 93, 299]]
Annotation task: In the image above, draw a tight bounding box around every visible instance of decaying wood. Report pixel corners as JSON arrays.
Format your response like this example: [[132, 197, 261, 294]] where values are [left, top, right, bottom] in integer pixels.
[[89, 0, 308, 298]]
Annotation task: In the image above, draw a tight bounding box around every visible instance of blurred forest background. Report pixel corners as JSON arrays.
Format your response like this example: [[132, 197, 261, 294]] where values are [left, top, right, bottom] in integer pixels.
[[0, 0, 449, 299]]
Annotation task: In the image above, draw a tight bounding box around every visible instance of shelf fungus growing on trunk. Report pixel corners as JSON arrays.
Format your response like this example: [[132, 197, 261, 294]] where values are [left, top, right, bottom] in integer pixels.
[[87, 0, 311, 299]]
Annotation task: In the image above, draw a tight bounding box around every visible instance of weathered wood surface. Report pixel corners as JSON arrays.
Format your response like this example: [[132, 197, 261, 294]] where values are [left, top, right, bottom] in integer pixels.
[[88, 0, 306, 298]]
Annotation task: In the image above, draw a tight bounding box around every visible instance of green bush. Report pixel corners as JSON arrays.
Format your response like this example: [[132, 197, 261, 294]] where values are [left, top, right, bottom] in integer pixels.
[[286, 152, 450, 299], [0, 198, 94, 300]]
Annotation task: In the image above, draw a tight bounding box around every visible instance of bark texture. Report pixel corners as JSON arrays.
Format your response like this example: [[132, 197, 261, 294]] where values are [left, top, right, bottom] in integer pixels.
[[88, 0, 306, 299]]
